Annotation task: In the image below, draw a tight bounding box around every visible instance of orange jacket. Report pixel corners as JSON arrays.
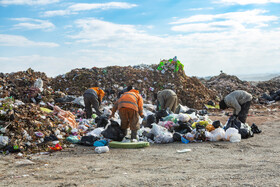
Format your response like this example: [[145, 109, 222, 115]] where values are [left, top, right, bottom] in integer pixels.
[[112, 89, 144, 116], [90, 87, 105, 102]]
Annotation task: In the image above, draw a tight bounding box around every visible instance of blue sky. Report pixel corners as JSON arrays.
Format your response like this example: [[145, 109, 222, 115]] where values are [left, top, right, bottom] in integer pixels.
[[1, 0, 280, 77]]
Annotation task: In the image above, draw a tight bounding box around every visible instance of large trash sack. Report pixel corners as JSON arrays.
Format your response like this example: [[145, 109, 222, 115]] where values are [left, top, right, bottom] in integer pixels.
[[101, 120, 125, 141], [225, 117, 241, 131], [174, 121, 193, 134], [146, 114, 156, 128], [95, 116, 109, 128], [155, 109, 169, 123], [79, 136, 99, 146], [225, 117, 253, 139]]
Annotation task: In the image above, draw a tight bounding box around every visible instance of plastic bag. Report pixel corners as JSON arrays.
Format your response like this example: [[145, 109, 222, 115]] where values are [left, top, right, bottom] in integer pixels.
[[178, 113, 190, 122], [229, 133, 241, 143], [0, 136, 9, 148], [101, 120, 125, 141], [151, 123, 168, 137], [225, 128, 239, 141], [205, 128, 225, 141]]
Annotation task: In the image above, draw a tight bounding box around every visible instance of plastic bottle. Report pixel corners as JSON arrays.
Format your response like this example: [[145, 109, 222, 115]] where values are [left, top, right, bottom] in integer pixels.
[[95, 146, 109, 154]]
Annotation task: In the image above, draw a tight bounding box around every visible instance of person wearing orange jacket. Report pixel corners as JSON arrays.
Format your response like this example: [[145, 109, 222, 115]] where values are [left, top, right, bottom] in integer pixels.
[[109, 89, 144, 141], [83, 87, 105, 118]]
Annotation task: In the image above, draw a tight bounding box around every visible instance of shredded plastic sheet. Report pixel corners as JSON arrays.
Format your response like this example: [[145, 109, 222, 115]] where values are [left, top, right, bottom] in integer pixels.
[[157, 58, 184, 72], [52, 105, 78, 129]]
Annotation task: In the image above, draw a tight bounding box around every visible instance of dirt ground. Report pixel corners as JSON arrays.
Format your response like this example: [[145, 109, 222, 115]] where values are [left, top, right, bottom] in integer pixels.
[[1, 108, 280, 187]]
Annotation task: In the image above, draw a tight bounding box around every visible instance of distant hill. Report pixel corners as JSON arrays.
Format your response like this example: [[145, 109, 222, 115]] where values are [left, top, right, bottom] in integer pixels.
[[200, 73, 280, 82]]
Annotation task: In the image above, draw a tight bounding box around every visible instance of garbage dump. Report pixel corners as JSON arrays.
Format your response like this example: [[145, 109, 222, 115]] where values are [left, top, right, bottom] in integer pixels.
[[51, 60, 217, 109], [0, 58, 267, 155]]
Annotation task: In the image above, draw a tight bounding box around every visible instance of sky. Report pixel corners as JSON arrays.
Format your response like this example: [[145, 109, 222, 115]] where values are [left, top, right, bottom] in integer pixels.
[[0, 0, 280, 78]]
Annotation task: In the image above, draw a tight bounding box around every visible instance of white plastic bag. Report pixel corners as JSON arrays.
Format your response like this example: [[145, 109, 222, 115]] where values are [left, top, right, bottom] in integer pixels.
[[178, 113, 190, 122], [206, 128, 225, 141], [0, 136, 9, 148], [34, 78, 43, 91], [229, 133, 241, 143], [225, 128, 239, 141]]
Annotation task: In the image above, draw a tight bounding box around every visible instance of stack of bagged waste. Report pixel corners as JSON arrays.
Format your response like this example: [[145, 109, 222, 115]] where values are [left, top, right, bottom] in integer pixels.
[[202, 73, 263, 101], [51, 58, 217, 109], [139, 106, 260, 144]]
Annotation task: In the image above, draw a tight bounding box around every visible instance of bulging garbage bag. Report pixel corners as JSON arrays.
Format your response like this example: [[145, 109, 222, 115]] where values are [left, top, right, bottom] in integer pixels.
[[225, 128, 239, 141], [146, 114, 156, 128], [205, 128, 225, 141], [101, 120, 125, 141], [178, 113, 190, 122]]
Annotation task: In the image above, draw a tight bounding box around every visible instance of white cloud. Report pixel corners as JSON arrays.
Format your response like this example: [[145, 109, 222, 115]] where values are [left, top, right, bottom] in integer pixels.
[[216, 0, 280, 5], [69, 18, 160, 47], [188, 7, 214, 11], [43, 10, 73, 17], [170, 9, 278, 32], [0, 0, 59, 6], [42, 2, 137, 17], [1, 19, 280, 78], [0, 34, 59, 47], [11, 18, 55, 31], [69, 2, 137, 11], [64, 18, 280, 75]]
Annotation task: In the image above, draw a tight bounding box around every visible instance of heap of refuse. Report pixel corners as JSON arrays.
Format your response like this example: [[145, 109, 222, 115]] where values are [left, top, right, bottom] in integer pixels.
[[201, 73, 264, 101], [0, 68, 52, 102], [256, 76, 280, 103], [51, 59, 217, 109], [0, 58, 264, 154]]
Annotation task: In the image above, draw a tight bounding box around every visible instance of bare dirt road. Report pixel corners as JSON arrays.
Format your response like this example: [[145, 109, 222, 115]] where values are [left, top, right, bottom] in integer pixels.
[[1, 110, 280, 187]]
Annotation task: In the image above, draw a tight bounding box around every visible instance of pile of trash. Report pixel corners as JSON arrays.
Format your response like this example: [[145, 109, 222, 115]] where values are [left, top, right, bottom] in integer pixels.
[[139, 107, 261, 145], [256, 76, 280, 103], [0, 68, 52, 102], [201, 73, 264, 102], [0, 58, 265, 155], [51, 58, 217, 109]]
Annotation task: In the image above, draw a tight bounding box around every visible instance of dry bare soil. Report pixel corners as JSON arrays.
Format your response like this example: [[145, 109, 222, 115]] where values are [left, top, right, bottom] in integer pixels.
[[1, 109, 280, 187]]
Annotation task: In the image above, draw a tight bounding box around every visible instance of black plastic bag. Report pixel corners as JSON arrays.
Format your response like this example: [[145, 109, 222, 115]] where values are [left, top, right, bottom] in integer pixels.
[[155, 109, 169, 123], [101, 120, 125, 141], [225, 117, 241, 131], [174, 121, 193, 133], [142, 131, 155, 140], [146, 114, 156, 128], [173, 132, 182, 142], [79, 136, 99, 146], [95, 116, 109, 128], [225, 116, 253, 139], [212, 120, 222, 128], [251, 123, 262, 134]]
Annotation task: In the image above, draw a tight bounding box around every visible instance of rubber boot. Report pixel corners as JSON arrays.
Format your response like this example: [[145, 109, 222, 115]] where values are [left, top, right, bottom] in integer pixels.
[[121, 129, 128, 137], [131, 130, 138, 142]]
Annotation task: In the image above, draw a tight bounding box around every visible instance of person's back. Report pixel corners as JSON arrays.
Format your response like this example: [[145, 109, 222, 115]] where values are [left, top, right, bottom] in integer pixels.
[[224, 90, 252, 106], [157, 89, 178, 113], [221, 90, 252, 123], [83, 87, 105, 118]]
